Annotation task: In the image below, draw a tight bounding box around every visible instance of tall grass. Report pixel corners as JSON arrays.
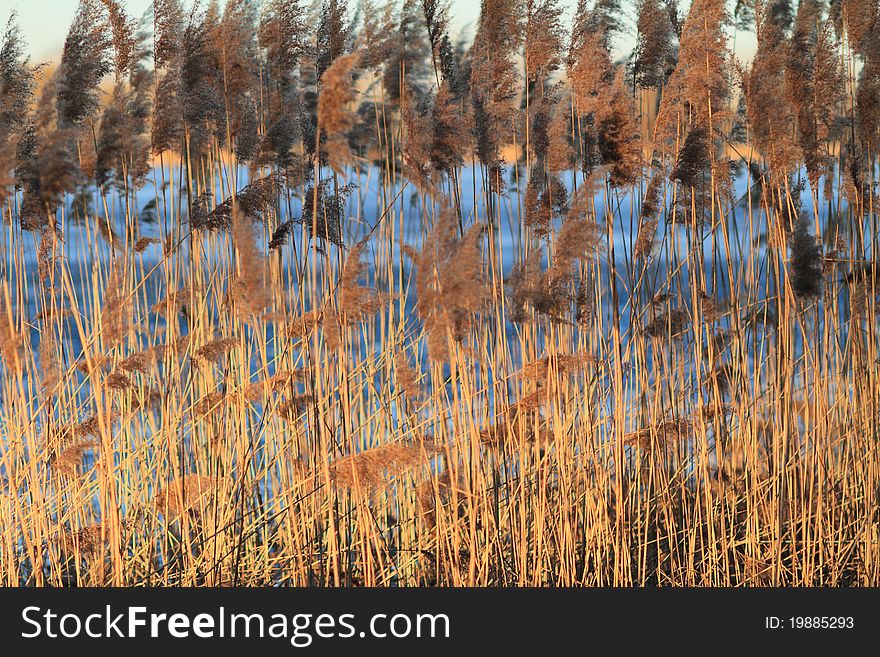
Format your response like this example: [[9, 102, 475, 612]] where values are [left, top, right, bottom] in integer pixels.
[[0, 0, 877, 587]]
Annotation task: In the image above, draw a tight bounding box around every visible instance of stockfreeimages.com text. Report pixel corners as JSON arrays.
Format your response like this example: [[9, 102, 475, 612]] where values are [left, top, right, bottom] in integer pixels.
[[21, 606, 450, 647]]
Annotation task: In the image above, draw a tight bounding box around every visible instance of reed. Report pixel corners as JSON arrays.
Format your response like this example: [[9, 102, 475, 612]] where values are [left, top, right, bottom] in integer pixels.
[[0, 0, 877, 588]]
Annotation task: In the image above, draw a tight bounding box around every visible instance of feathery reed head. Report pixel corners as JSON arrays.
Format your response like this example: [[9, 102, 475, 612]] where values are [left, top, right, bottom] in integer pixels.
[[525, 0, 565, 85], [57, 0, 112, 127], [634, 0, 676, 89], [297, 179, 356, 249], [53, 438, 99, 477], [229, 209, 273, 320], [100, 264, 129, 347], [193, 336, 239, 369], [155, 475, 219, 518], [624, 416, 692, 451], [410, 205, 488, 362], [788, 213, 823, 299], [318, 50, 360, 172], [519, 351, 600, 380], [328, 436, 440, 490]]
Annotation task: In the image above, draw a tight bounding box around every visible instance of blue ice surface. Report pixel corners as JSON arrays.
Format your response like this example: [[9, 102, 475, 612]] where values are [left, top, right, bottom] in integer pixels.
[[0, 161, 876, 513]]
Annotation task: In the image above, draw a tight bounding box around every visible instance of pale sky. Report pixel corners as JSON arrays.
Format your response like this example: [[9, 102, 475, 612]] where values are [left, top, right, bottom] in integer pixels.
[[0, 0, 484, 64], [3, 0, 154, 62], [0, 0, 754, 67]]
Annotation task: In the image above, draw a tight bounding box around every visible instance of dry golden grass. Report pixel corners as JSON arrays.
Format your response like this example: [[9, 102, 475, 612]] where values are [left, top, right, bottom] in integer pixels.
[[0, 0, 877, 589]]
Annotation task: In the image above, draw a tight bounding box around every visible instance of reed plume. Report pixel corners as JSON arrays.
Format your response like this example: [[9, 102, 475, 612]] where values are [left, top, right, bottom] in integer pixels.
[[180, 4, 225, 160], [624, 417, 692, 451], [100, 264, 129, 347], [2, 0, 878, 590], [519, 352, 600, 380], [402, 107, 438, 188], [421, 0, 463, 95], [261, 0, 307, 78], [53, 439, 99, 477], [277, 393, 314, 422], [268, 220, 296, 250], [57, 0, 112, 127], [0, 12, 35, 204], [217, 0, 261, 163], [567, 1, 613, 115], [0, 287, 21, 375], [229, 210, 273, 320], [100, 0, 135, 81], [856, 32, 880, 151], [383, 0, 432, 105], [839, 0, 878, 56], [746, 0, 802, 179], [259, 0, 307, 168], [433, 83, 470, 171], [151, 68, 183, 155], [154, 0, 184, 69], [408, 205, 488, 362], [788, 213, 823, 299], [568, 6, 641, 183], [339, 242, 384, 323], [593, 70, 642, 187], [553, 206, 604, 275], [653, 0, 730, 153], [634, 175, 663, 259], [151, 287, 199, 317], [546, 95, 576, 173], [316, 0, 350, 81], [671, 126, 709, 190], [297, 178, 356, 248], [66, 410, 121, 439], [786, 9, 844, 186], [15, 73, 79, 231], [156, 475, 219, 518], [284, 309, 325, 340], [394, 351, 423, 402], [357, 0, 396, 71], [403, 83, 470, 187], [469, 0, 521, 190], [106, 370, 134, 390], [193, 336, 239, 369], [329, 437, 440, 489], [96, 72, 152, 190], [416, 469, 467, 529], [57, 521, 127, 560], [509, 172, 605, 323], [507, 253, 561, 322], [116, 350, 151, 374], [133, 237, 159, 253], [644, 306, 688, 339], [524, 0, 565, 86], [633, 0, 676, 89], [524, 172, 568, 236], [193, 174, 280, 231], [193, 390, 229, 417], [318, 51, 360, 172]]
